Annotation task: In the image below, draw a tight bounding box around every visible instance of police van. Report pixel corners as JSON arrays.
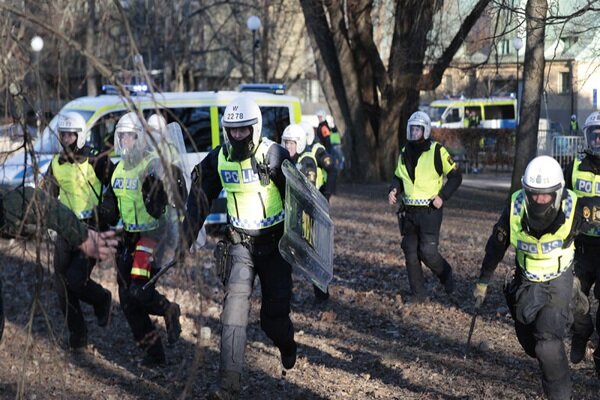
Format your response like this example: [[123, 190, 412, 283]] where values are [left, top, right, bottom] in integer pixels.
[[0, 84, 302, 225], [429, 97, 517, 129]]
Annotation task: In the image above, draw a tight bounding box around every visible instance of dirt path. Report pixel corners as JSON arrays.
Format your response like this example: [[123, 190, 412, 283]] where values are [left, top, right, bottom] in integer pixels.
[[0, 182, 598, 399]]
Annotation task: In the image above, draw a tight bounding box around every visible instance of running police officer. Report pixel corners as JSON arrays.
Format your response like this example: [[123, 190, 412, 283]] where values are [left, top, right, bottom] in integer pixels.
[[564, 111, 600, 375], [474, 155, 600, 400], [182, 96, 297, 399], [42, 111, 114, 351], [0, 186, 118, 342], [100, 112, 182, 366], [388, 111, 461, 302]]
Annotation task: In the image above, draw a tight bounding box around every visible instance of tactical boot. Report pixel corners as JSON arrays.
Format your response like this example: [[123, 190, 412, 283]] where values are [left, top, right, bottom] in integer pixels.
[[313, 285, 330, 303], [442, 270, 455, 295], [95, 289, 112, 327], [279, 339, 297, 370], [165, 302, 181, 345], [140, 338, 166, 367], [69, 332, 88, 352], [570, 335, 588, 364], [207, 370, 241, 400]]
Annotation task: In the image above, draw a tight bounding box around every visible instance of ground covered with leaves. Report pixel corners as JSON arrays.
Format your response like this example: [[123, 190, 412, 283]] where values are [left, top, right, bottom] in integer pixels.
[[0, 180, 599, 399]]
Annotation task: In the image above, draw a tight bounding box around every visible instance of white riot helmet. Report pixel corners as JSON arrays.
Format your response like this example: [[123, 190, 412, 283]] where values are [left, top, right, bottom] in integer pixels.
[[583, 111, 600, 157], [221, 96, 262, 161], [406, 111, 431, 142], [57, 111, 87, 150], [281, 124, 307, 156], [316, 109, 327, 121], [299, 121, 316, 147], [521, 155, 565, 231], [148, 113, 167, 136], [114, 112, 149, 167]]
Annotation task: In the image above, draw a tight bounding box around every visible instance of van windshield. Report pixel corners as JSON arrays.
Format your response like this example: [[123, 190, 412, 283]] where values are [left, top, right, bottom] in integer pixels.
[[429, 106, 446, 122]]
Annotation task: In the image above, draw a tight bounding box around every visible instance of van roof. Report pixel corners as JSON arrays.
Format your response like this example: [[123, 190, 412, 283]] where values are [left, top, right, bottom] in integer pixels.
[[430, 97, 516, 106], [64, 90, 300, 112]]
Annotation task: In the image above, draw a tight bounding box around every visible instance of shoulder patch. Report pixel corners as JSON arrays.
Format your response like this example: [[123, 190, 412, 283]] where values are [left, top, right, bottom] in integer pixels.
[[447, 155, 455, 166]]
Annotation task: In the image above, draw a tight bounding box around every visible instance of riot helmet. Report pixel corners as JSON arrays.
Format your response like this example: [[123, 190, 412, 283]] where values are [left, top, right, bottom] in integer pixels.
[[406, 111, 431, 142], [221, 96, 262, 161], [583, 111, 600, 157], [521, 155, 565, 232], [57, 111, 87, 152], [281, 123, 307, 158], [114, 111, 149, 167], [316, 109, 327, 122], [300, 121, 316, 146]]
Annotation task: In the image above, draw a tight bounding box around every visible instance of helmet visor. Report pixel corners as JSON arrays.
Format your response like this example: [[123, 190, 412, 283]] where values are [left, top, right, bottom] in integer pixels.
[[407, 124, 424, 141], [585, 126, 600, 155]]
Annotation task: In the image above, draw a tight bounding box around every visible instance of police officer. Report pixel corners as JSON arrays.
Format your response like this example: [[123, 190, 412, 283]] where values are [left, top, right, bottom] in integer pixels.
[[306, 117, 336, 202], [100, 112, 182, 366], [182, 96, 297, 399], [473, 155, 600, 400], [0, 186, 118, 342], [570, 114, 579, 135], [281, 123, 317, 189], [388, 111, 461, 302], [564, 111, 600, 374], [42, 111, 114, 351]]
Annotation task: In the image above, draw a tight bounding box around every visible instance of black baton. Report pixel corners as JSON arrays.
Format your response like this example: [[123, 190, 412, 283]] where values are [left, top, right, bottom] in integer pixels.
[[142, 259, 178, 290]]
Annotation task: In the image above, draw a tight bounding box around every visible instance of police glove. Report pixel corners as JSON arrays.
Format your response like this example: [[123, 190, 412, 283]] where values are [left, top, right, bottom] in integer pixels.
[[473, 282, 488, 309]]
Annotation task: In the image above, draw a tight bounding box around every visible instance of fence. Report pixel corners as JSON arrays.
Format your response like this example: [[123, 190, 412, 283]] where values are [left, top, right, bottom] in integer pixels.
[[431, 128, 581, 173]]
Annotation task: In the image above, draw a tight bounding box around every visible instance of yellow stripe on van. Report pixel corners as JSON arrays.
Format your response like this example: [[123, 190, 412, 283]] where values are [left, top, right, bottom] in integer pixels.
[[292, 101, 302, 123], [210, 106, 220, 148]]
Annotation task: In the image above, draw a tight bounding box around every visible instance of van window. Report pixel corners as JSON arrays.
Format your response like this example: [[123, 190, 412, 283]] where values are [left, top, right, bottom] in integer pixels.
[[429, 106, 445, 122], [167, 107, 213, 153], [444, 108, 461, 123], [483, 105, 515, 120], [261, 106, 291, 142]]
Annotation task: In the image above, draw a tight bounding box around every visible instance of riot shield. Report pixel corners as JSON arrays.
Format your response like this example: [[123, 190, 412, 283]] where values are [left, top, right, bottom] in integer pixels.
[[279, 159, 334, 291]]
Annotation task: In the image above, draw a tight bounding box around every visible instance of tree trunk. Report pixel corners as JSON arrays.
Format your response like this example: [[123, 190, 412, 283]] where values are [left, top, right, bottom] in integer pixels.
[[510, 0, 548, 192], [85, 0, 97, 96]]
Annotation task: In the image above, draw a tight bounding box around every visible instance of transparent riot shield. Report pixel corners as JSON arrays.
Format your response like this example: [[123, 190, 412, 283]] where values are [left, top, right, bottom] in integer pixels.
[[279, 159, 334, 291]]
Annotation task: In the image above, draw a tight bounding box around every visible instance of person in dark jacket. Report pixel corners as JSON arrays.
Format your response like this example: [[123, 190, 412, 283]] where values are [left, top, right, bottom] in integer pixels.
[[388, 111, 462, 302], [42, 111, 114, 351], [563, 111, 600, 374], [182, 96, 296, 399], [473, 155, 600, 400]]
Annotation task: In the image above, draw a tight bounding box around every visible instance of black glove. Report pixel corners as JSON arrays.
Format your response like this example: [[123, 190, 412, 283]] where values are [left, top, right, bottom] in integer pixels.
[[142, 174, 168, 218]]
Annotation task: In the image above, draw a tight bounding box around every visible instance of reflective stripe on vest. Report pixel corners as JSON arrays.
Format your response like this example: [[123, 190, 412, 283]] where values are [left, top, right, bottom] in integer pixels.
[[509, 189, 577, 282], [395, 143, 443, 206], [217, 139, 284, 230], [112, 155, 160, 233], [309, 143, 328, 187], [298, 151, 323, 189], [131, 267, 151, 279], [51, 155, 101, 220], [571, 158, 600, 236]]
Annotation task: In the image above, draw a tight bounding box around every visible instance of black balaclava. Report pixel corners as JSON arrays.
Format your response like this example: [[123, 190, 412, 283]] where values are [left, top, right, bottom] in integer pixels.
[[227, 129, 256, 161]]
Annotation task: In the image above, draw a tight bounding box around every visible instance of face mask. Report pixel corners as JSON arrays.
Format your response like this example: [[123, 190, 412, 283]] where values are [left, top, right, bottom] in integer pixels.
[[227, 133, 255, 161], [525, 191, 558, 231]]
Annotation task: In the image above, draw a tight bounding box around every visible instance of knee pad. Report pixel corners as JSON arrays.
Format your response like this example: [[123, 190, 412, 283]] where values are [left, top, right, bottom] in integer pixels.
[[535, 340, 564, 373]]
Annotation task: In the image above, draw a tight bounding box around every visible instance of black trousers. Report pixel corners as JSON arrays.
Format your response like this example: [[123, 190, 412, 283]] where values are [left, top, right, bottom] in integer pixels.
[[219, 240, 294, 373], [54, 234, 109, 347], [400, 206, 452, 297], [505, 268, 573, 400], [116, 238, 171, 356], [572, 242, 600, 342]]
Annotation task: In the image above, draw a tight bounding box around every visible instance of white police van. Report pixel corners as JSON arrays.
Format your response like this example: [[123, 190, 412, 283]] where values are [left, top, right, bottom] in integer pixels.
[[0, 84, 302, 225]]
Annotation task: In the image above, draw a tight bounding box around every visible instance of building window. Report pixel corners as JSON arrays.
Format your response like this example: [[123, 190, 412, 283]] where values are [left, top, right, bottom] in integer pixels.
[[500, 39, 511, 55], [559, 72, 571, 94]]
